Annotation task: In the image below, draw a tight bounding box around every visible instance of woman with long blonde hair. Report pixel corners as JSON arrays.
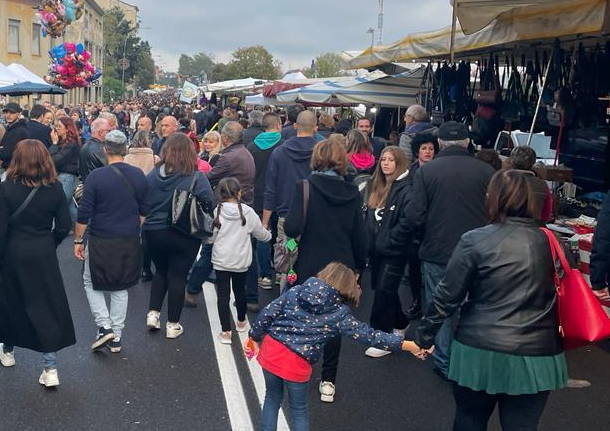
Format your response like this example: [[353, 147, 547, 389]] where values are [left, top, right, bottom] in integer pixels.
[[364, 146, 413, 359]]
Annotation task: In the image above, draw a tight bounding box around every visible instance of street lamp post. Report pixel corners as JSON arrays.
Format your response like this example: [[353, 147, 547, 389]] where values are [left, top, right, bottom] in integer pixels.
[[367, 27, 375, 50]]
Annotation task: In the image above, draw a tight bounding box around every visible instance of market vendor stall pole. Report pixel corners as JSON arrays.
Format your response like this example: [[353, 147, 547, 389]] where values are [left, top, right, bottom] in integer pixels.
[[450, 2, 457, 63], [526, 52, 553, 147]]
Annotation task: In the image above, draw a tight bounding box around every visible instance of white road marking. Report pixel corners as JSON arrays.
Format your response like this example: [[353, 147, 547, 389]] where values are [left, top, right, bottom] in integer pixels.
[[202, 283, 254, 431], [226, 284, 290, 431]]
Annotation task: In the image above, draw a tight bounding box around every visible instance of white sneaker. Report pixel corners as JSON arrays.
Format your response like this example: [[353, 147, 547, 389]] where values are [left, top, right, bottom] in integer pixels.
[[236, 320, 248, 333], [319, 381, 336, 403], [39, 368, 60, 387], [365, 347, 392, 358], [218, 331, 232, 345], [0, 345, 15, 367], [146, 310, 161, 330], [393, 328, 407, 338], [166, 322, 184, 339], [258, 277, 273, 290]]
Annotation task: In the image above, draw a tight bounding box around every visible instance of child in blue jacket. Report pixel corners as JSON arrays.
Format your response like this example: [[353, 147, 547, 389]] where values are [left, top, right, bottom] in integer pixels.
[[245, 262, 427, 431]]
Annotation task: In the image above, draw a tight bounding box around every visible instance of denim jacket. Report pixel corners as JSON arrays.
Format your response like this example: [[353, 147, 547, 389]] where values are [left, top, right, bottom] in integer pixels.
[[249, 278, 403, 364]]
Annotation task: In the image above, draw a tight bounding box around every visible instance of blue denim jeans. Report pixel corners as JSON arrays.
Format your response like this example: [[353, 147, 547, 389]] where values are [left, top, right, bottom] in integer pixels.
[[421, 261, 458, 377], [261, 370, 309, 431], [186, 243, 214, 295], [58, 172, 77, 222], [2, 345, 57, 369], [257, 240, 273, 279]]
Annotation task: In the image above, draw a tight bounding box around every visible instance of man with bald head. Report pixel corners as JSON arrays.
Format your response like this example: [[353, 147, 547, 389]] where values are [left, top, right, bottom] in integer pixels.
[[80, 118, 112, 180], [262, 109, 318, 284], [153, 115, 179, 155]]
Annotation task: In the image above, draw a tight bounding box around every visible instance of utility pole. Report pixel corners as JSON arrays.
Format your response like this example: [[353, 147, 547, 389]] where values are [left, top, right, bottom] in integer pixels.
[[367, 27, 375, 49], [377, 0, 384, 45]]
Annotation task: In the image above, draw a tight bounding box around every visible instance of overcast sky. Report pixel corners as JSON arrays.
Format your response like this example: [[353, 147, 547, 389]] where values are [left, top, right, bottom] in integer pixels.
[[132, 0, 452, 72]]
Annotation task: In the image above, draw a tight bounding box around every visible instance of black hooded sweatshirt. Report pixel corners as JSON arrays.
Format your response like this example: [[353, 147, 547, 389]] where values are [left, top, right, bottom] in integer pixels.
[[0, 119, 30, 167], [284, 173, 368, 283]]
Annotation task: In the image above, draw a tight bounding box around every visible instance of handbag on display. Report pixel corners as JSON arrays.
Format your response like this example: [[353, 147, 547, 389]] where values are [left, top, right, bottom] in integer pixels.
[[168, 174, 213, 239], [541, 228, 610, 350]]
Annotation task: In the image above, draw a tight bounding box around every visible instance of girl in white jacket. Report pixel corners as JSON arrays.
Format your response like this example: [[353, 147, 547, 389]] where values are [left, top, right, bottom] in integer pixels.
[[211, 177, 271, 344]]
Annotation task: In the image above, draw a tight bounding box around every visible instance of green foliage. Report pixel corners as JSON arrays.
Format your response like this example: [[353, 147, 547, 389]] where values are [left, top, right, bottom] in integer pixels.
[[178, 52, 215, 81], [102, 76, 123, 101], [225, 46, 279, 80], [306, 53, 347, 78], [103, 7, 155, 98]]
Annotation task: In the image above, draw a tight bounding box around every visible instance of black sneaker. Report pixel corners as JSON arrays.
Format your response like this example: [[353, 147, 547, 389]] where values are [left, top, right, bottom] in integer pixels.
[[107, 337, 122, 353], [91, 327, 115, 351]]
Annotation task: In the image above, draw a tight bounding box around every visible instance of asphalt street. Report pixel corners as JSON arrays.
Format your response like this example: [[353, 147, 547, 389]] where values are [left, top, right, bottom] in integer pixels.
[[1, 238, 609, 431]]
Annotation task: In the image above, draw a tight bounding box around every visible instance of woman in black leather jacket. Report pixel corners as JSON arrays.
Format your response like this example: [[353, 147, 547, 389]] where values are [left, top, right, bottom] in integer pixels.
[[415, 170, 567, 431], [364, 146, 412, 358]]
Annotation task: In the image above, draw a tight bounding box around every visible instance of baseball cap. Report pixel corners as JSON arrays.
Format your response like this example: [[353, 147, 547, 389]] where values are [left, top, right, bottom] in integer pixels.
[[438, 121, 469, 141], [2, 102, 22, 114], [105, 130, 127, 145]]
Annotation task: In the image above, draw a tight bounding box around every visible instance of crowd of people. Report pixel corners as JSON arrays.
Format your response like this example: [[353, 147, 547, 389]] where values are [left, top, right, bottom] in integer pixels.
[[0, 95, 608, 431]]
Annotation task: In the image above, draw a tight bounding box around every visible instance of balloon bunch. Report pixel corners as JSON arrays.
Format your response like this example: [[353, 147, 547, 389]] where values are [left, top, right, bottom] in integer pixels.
[[37, 0, 84, 38], [45, 43, 102, 89]]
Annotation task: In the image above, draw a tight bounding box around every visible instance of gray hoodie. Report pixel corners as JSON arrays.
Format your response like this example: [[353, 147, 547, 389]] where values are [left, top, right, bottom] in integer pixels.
[[211, 202, 271, 272]]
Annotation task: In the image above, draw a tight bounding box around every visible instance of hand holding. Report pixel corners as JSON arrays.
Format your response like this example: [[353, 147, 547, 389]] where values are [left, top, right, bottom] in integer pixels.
[[74, 243, 85, 261], [244, 337, 259, 360], [593, 288, 610, 306], [402, 340, 432, 361]]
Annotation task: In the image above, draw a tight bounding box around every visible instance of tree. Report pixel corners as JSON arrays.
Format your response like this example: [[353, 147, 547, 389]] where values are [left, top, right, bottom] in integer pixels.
[[209, 63, 231, 83], [306, 53, 347, 78], [102, 76, 123, 101], [178, 52, 215, 83], [225, 46, 279, 80], [102, 7, 155, 99]]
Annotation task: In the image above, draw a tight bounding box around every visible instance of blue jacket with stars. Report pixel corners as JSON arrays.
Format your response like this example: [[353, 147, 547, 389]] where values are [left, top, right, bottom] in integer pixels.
[[249, 277, 404, 364]]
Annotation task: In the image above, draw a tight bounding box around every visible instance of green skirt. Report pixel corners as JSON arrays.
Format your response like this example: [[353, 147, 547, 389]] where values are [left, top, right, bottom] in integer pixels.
[[448, 340, 568, 395]]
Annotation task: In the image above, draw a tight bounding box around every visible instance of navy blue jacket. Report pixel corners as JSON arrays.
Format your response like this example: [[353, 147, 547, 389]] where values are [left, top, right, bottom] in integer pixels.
[[143, 166, 215, 231], [263, 136, 317, 217], [591, 191, 610, 289], [249, 277, 403, 364]]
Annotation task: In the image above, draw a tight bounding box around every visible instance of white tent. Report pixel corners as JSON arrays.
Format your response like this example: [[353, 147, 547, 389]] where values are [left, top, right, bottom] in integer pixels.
[[344, 0, 607, 69], [7, 63, 47, 85], [205, 77, 267, 93], [244, 93, 291, 106], [276, 68, 425, 107], [281, 71, 308, 82], [0, 63, 22, 87]]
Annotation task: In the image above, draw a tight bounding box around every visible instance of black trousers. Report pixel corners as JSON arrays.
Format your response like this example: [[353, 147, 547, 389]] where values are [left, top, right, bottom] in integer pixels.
[[453, 384, 550, 431], [215, 270, 247, 332], [146, 229, 200, 323], [321, 335, 342, 383], [369, 257, 409, 332], [408, 252, 422, 306], [142, 234, 153, 275]]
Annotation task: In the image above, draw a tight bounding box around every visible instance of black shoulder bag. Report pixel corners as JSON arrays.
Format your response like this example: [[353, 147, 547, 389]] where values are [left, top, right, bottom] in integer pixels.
[[167, 174, 214, 239]]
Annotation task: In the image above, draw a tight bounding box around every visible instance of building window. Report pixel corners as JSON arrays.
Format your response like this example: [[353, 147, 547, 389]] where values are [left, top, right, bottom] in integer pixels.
[[8, 19, 20, 53], [32, 23, 41, 56]]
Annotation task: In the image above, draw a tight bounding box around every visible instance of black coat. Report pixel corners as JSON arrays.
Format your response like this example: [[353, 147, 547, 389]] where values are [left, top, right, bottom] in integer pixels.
[[590, 191, 610, 289], [405, 145, 495, 264], [0, 180, 75, 352], [0, 119, 30, 167], [49, 142, 80, 175], [26, 120, 52, 148], [247, 136, 283, 214], [285, 173, 367, 283], [79, 137, 107, 180], [415, 218, 562, 357], [367, 171, 412, 259]]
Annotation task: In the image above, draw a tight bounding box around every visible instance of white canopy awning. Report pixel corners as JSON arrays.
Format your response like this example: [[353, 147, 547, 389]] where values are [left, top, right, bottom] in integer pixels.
[[455, 0, 557, 35], [277, 68, 425, 107], [344, 0, 608, 69], [0, 63, 22, 87], [205, 77, 267, 93], [7, 63, 47, 85]]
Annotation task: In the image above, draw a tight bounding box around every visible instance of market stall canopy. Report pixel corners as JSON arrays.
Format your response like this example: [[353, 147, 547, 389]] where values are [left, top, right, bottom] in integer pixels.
[[0, 82, 66, 96], [244, 93, 291, 106], [204, 77, 267, 93], [0, 63, 22, 87], [281, 71, 308, 81], [455, 0, 558, 35], [277, 68, 425, 107], [6, 63, 48, 85], [343, 0, 608, 69]]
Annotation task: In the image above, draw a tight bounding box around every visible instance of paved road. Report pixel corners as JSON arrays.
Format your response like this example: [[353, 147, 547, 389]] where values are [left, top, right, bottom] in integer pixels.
[[1, 238, 609, 430]]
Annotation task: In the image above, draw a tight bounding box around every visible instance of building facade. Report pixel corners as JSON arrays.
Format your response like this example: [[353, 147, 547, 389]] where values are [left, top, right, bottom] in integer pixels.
[[1, 0, 105, 105]]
